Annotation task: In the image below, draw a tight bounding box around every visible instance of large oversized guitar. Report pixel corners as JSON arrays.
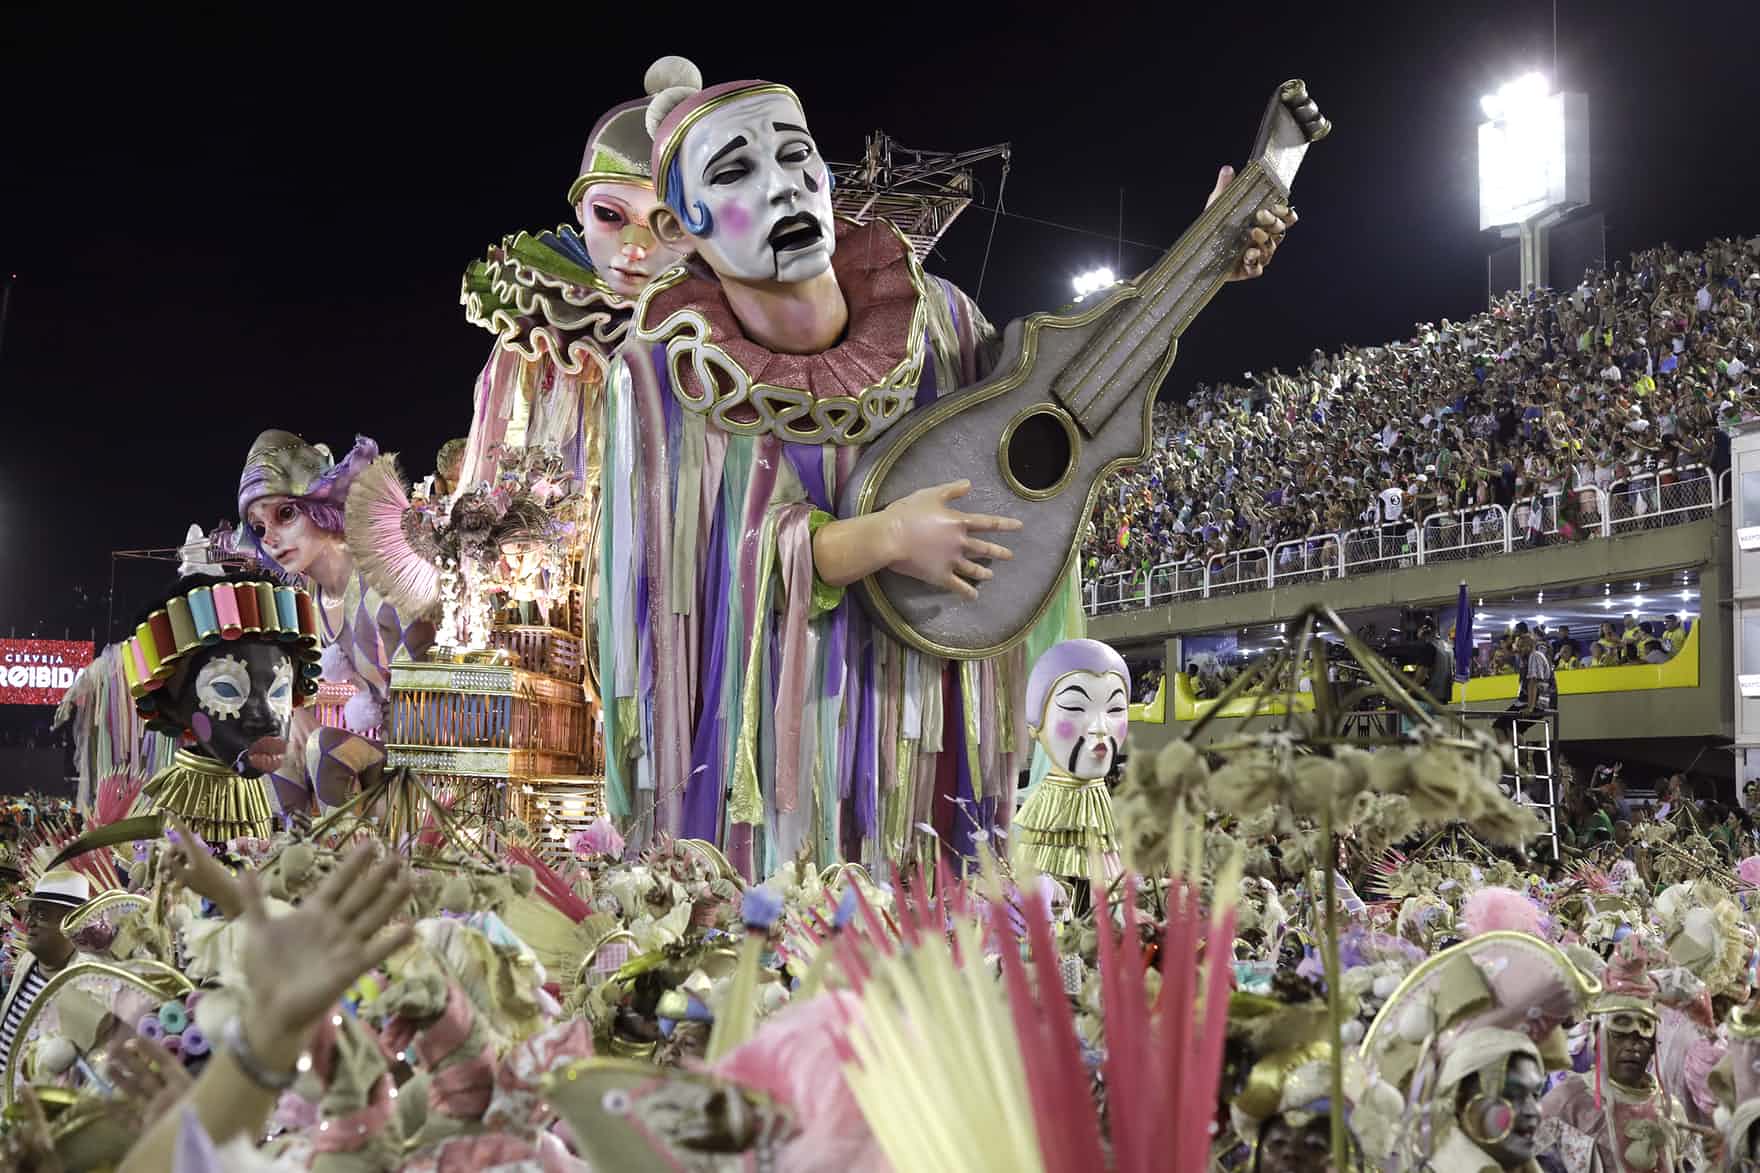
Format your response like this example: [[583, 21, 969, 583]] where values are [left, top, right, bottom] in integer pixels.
[[838, 80, 1330, 659]]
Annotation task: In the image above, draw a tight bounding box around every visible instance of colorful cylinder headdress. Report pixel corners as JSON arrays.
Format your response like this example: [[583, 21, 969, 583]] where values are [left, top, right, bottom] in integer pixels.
[[121, 576, 323, 717]]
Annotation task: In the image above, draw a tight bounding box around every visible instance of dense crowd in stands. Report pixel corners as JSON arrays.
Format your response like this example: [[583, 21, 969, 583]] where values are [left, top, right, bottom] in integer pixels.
[[1084, 234, 1760, 588]]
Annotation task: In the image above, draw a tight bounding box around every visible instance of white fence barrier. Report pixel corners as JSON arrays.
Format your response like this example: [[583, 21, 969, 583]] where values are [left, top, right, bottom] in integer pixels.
[[1082, 472, 1720, 616]]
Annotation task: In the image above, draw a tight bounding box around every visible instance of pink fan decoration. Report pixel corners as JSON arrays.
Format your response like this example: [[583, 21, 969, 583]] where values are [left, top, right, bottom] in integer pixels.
[[344, 454, 442, 618]]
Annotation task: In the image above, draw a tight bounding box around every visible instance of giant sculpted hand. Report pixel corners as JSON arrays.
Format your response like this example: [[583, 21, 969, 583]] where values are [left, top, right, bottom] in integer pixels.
[[1207, 165, 1297, 282], [812, 479, 1019, 600]]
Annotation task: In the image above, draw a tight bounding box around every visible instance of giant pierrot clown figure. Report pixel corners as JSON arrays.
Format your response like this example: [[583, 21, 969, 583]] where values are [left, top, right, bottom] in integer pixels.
[[601, 59, 1289, 876], [600, 58, 1033, 873], [238, 430, 436, 813], [1012, 638, 1127, 884], [119, 573, 323, 842], [458, 63, 693, 494]]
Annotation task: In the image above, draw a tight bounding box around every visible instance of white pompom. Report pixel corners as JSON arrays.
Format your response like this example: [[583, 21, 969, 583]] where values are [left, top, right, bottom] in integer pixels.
[[644, 56, 703, 97], [1340, 1019, 1365, 1045], [646, 86, 699, 140], [37, 1036, 78, 1075], [1372, 973, 1400, 999]]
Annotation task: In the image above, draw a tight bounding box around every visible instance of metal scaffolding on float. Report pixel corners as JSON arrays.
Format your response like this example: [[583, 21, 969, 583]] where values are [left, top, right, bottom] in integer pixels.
[[830, 132, 1011, 261]]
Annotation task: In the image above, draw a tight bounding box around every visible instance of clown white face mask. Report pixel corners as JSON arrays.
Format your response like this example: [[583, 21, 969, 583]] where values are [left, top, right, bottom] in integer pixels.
[[1034, 670, 1128, 780], [674, 92, 835, 284]]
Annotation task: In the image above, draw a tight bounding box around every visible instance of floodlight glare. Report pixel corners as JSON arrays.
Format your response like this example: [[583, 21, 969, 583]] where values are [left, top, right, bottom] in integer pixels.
[[1072, 267, 1116, 300]]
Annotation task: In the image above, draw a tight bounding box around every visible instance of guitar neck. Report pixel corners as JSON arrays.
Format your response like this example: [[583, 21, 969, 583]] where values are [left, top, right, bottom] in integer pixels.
[[1053, 162, 1286, 437]]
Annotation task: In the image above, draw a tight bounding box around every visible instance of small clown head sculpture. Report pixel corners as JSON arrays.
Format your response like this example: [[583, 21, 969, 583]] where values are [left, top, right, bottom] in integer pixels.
[[1025, 638, 1131, 780], [566, 60, 695, 299], [646, 59, 836, 286], [126, 574, 321, 777], [237, 429, 377, 579]]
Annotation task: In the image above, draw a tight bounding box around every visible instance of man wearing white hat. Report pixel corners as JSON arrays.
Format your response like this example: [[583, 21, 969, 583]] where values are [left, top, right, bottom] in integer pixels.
[[0, 870, 93, 1074]]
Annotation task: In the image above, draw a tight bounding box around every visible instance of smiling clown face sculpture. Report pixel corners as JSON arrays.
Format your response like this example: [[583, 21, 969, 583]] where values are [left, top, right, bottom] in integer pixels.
[[648, 71, 837, 286]]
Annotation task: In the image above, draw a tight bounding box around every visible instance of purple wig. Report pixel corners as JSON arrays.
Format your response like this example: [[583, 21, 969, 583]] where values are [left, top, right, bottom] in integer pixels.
[[1024, 638, 1131, 724]]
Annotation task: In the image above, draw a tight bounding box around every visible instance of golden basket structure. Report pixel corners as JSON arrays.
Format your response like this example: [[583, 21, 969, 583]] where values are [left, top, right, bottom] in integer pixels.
[[385, 662, 588, 819], [488, 624, 585, 684]]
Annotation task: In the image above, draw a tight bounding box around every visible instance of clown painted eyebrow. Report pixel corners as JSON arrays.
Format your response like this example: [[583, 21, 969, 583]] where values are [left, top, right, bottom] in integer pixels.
[[705, 135, 749, 170]]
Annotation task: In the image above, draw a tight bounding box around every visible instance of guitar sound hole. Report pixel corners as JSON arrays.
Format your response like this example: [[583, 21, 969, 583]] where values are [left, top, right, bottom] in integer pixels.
[[1006, 409, 1073, 494]]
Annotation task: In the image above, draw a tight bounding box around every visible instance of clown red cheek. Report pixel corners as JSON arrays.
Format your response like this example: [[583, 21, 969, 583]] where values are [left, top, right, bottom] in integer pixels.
[[191, 712, 212, 741], [718, 202, 752, 236], [1054, 719, 1076, 739]]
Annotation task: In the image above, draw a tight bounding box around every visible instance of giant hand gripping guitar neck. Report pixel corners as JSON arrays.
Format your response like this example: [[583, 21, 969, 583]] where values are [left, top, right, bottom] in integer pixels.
[[838, 80, 1330, 658]]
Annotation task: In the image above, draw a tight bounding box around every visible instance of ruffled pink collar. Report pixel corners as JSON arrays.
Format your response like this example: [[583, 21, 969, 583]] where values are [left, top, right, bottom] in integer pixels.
[[635, 219, 923, 411]]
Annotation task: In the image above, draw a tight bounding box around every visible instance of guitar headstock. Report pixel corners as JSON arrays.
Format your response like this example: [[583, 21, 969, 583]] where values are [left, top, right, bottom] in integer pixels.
[[1250, 79, 1331, 193]]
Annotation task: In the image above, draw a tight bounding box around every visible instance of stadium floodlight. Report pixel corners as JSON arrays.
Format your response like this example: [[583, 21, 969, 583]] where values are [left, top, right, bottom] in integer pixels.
[[1072, 267, 1116, 300], [1478, 73, 1590, 293]]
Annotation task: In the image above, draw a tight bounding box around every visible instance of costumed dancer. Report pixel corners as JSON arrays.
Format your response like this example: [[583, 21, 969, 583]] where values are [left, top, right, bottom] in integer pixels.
[[458, 64, 690, 495], [1540, 936, 1688, 1173], [1354, 932, 1599, 1171], [1012, 638, 1128, 888], [599, 57, 1060, 872], [120, 572, 322, 842], [237, 430, 435, 813], [0, 872, 93, 1080]]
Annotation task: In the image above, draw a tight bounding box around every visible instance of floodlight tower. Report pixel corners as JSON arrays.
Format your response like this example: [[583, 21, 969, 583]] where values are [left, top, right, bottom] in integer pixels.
[[1477, 73, 1590, 296]]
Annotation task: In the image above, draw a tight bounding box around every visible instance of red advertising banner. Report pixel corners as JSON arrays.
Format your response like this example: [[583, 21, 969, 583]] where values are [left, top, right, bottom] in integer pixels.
[[0, 639, 94, 705]]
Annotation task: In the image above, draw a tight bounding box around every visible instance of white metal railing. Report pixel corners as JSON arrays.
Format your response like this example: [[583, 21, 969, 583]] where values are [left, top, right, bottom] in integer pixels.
[[1206, 546, 1270, 597], [1269, 534, 1342, 587], [1082, 470, 1722, 617], [1419, 505, 1508, 564], [1607, 465, 1715, 534]]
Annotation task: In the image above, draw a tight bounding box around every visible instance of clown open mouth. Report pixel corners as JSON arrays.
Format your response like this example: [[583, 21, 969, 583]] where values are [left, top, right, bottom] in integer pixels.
[[768, 213, 823, 253], [238, 735, 287, 778]]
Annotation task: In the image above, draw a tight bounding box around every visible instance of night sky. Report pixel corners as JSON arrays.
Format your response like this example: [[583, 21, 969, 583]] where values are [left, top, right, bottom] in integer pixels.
[[2, 2, 1756, 644]]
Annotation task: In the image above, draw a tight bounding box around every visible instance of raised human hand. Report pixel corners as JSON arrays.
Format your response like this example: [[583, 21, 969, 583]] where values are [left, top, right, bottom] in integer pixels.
[[110, 1035, 194, 1123], [163, 815, 243, 919], [238, 842, 413, 1066], [0, 1085, 65, 1172], [1206, 165, 1296, 281], [880, 479, 1020, 600]]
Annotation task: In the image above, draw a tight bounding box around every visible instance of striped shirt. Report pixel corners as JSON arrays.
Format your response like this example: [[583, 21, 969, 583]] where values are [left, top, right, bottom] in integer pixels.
[[0, 962, 50, 1073]]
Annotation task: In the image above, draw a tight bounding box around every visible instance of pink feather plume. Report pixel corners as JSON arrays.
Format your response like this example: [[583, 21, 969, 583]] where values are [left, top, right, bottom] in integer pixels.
[[1738, 856, 1760, 889], [1460, 885, 1546, 939]]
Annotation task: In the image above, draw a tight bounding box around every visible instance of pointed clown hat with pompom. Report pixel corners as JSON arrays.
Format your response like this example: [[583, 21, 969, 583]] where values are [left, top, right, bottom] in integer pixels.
[[1590, 933, 1664, 1019], [566, 58, 706, 205], [644, 56, 803, 210], [1358, 932, 1601, 1111], [1351, 933, 1599, 1167]]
